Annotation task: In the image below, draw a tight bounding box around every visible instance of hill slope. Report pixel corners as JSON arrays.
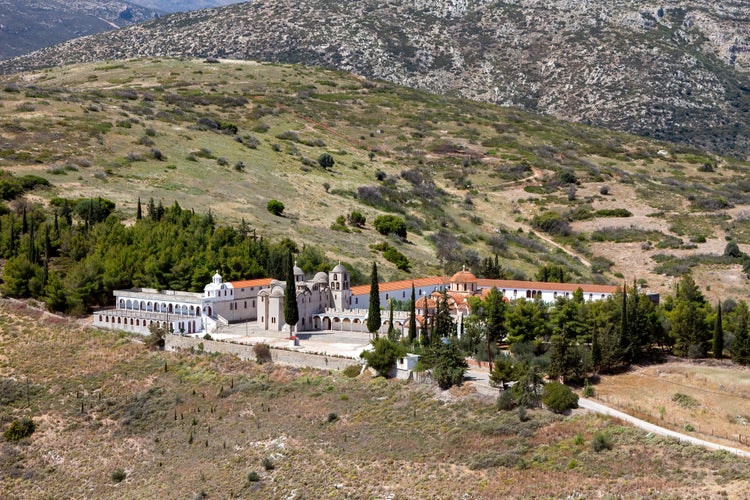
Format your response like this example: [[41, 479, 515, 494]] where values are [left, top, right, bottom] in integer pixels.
[[0, 0, 162, 60], [2, 58, 750, 299], [0, 301, 748, 498], [1, 0, 748, 157]]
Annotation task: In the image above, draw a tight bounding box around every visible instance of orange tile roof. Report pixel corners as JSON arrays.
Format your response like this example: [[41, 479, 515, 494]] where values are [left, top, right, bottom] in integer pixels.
[[230, 278, 274, 289], [477, 279, 619, 294], [350, 276, 448, 296]]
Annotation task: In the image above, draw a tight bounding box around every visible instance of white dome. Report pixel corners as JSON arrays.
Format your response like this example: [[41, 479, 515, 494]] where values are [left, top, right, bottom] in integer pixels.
[[270, 286, 285, 298], [332, 263, 347, 273], [314, 271, 329, 283]]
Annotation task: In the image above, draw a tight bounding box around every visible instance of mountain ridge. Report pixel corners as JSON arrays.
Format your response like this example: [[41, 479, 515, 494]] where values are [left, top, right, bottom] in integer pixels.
[[1, 0, 748, 157]]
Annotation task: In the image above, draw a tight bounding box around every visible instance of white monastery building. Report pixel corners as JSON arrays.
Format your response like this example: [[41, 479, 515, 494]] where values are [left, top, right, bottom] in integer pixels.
[[94, 265, 619, 336]]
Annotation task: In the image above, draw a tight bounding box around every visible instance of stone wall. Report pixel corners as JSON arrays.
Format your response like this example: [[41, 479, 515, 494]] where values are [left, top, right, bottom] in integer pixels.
[[164, 335, 359, 371]]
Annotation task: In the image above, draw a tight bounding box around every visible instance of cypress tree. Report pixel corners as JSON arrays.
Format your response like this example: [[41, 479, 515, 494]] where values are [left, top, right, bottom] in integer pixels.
[[366, 262, 381, 336], [420, 292, 430, 347], [136, 197, 142, 220], [387, 300, 397, 341], [283, 251, 299, 335], [21, 207, 27, 234], [713, 302, 723, 359], [408, 283, 417, 344], [591, 327, 601, 373]]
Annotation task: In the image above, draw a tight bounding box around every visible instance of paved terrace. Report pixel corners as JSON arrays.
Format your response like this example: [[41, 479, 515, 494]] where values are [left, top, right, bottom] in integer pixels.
[[203, 321, 374, 359]]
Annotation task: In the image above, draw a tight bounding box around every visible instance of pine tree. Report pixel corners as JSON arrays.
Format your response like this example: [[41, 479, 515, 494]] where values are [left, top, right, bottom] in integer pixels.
[[407, 283, 417, 344], [283, 251, 299, 335], [366, 262, 381, 336], [732, 306, 750, 365], [713, 302, 724, 359]]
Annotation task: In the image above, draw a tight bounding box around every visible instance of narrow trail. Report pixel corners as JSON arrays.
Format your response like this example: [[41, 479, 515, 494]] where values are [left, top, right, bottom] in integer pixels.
[[466, 367, 750, 458], [578, 397, 750, 458]]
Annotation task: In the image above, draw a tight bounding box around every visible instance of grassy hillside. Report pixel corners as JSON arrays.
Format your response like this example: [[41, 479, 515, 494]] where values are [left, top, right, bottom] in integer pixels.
[[0, 301, 747, 498], [1, 58, 750, 298]]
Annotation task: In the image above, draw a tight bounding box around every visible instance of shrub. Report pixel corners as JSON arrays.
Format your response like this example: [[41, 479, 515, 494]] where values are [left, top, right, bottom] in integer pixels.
[[262, 457, 275, 471], [373, 215, 407, 238], [327, 412, 339, 423], [253, 343, 272, 364], [724, 241, 743, 258], [531, 211, 571, 236], [342, 364, 361, 378], [591, 431, 612, 452], [497, 390, 517, 411], [347, 211, 366, 227], [318, 153, 335, 169], [360, 337, 406, 376], [247, 471, 260, 482], [599, 185, 610, 195], [266, 199, 284, 216], [541, 382, 578, 413], [111, 468, 126, 483], [4, 416, 35, 441]]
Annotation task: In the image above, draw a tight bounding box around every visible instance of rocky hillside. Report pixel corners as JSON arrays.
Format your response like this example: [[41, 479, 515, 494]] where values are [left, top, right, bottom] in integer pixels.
[[0, 0, 162, 60], [0, 0, 748, 157]]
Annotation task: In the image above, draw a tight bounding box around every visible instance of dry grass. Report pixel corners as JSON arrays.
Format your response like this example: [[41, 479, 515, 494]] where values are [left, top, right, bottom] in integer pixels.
[[0, 301, 748, 498], [592, 359, 750, 452]]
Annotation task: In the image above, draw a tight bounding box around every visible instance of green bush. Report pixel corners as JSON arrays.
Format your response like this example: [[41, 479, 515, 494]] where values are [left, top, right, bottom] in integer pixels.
[[591, 431, 612, 452], [360, 337, 406, 376], [247, 471, 260, 482], [318, 153, 335, 169], [497, 390, 516, 411], [342, 364, 362, 378], [262, 457, 275, 471], [266, 199, 284, 216], [531, 211, 571, 236], [541, 382, 579, 413], [4, 417, 36, 442], [373, 215, 407, 238], [111, 468, 126, 483]]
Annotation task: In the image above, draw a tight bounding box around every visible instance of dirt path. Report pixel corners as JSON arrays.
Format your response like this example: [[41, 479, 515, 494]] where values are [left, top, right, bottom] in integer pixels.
[[578, 398, 750, 458], [465, 367, 750, 458]]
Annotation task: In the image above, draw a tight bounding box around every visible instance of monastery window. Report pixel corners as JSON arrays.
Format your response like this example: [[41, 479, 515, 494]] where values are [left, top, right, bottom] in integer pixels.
[[513, 290, 517, 297], [98, 315, 102, 322], [105, 316, 109, 323], [385, 293, 389, 300], [601, 294, 605, 299], [355, 298, 359, 305], [333, 275, 338, 281], [565, 292, 569, 298], [253, 300, 255, 307], [261, 316, 264, 322], [244, 301, 247, 309], [301, 318, 305, 326], [553, 292, 558, 298], [402, 291, 406, 298], [526, 290, 531, 298], [117, 317, 121, 324], [130, 318, 134, 325], [589, 294, 593, 301], [136, 319, 139, 326]]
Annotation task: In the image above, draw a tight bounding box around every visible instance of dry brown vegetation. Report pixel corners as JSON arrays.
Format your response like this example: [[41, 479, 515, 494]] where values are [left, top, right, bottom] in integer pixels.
[[592, 359, 750, 453], [0, 301, 748, 498]]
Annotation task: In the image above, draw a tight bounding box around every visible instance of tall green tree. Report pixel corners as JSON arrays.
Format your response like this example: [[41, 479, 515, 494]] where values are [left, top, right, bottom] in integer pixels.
[[504, 298, 547, 345], [284, 251, 299, 335], [407, 283, 417, 344], [668, 275, 710, 358], [432, 290, 454, 343], [731, 302, 750, 365], [366, 262, 381, 336], [713, 302, 724, 359], [387, 299, 398, 341]]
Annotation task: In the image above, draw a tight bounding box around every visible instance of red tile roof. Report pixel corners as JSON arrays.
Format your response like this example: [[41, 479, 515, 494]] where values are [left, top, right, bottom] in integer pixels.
[[350, 276, 448, 296], [230, 278, 274, 289]]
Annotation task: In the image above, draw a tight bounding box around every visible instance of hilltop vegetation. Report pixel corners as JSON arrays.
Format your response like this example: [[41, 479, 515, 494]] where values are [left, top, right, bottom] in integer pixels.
[[1, 59, 750, 301], [1, 0, 748, 156], [0, 302, 747, 498]]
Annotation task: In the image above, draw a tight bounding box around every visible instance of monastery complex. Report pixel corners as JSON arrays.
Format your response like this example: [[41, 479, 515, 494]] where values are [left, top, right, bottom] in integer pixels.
[[94, 264, 619, 337]]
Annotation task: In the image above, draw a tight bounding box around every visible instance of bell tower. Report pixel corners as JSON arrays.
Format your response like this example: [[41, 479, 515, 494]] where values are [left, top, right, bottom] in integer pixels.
[[329, 263, 351, 311]]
